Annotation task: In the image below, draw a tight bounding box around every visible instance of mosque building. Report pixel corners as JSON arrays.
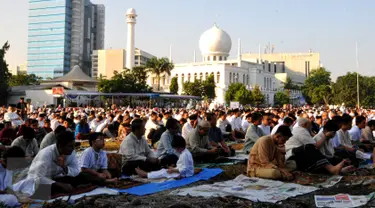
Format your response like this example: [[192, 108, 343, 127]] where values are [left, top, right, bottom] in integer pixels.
[[147, 24, 288, 105]]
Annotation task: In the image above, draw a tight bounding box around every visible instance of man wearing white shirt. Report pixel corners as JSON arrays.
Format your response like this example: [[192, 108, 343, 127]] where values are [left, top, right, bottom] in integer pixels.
[[259, 113, 271, 135], [271, 117, 294, 135], [50, 114, 62, 131], [90, 116, 104, 132], [241, 114, 252, 132], [230, 109, 245, 139], [349, 115, 366, 142], [144, 112, 160, 140], [182, 114, 198, 139]]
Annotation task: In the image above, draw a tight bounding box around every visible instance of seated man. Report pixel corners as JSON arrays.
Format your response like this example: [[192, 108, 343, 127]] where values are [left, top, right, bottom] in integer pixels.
[[349, 115, 372, 151], [271, 117, 294, 135], [247, 126, 294, 180], [79, 133, 117, 185], [11, 127, 39, 157], [333, 114, 369, 164], [157, 119, 180, 167], [206, 113, 231, 156], [119, 119, 160, 176], [362, 120, 375, 143], [182, 114, 198, 139], [216, 111, 232, 140], [313, 120, 343, 165], [40, 126, 66, 150], [20, 131, 82, 199], [30, 119, 46, 146], [136, 135, 194, 179], [243, 113, 265, 153], [0, 121, 17, 146], [230, 109, 245, 139], [186, 120, 218, 162], [286, 118, 351, 175], [0, 146, 27, 207]]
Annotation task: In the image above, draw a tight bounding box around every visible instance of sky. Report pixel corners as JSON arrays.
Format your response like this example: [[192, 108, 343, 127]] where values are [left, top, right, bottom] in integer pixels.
[[1, 0, 375, 80]]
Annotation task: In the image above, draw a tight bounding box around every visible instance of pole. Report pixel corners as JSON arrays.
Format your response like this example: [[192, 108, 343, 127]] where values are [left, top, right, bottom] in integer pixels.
[[356, 41, 360, 108]]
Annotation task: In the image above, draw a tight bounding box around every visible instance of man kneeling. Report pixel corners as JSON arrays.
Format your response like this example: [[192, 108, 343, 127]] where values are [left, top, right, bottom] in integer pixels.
[[247, 126, 294, 181], [135, 135, 194, 179]]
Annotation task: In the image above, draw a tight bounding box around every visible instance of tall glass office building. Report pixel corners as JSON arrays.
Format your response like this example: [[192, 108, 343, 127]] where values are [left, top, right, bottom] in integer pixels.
[[28, 0, 72, 79], [27, 0, 105, 79]]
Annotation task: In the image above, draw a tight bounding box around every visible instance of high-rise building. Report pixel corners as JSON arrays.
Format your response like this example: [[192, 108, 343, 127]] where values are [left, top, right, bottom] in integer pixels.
[[27, 0, 105, 79], [91, 48, 155, 79]]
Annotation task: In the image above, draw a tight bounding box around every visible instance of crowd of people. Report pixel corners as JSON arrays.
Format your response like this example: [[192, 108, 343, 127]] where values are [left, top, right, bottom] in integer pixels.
[[1, 97, 375, 204]]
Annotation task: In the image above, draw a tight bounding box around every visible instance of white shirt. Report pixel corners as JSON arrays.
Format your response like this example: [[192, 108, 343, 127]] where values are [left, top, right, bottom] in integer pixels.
[[95, 122, 107, 133], [285, 126, 316, 160], [51, 119, 61, 131], [90, 119, 103, 132], [26, 144, 80, 185], [217, 118, 230, 135], [0, 163, 12, 191], [176, 148, 194, 178], [145, 119, 160, 138], [271, 123, 282, 135], [259, 124, 271, 135], [4, 112, 23, 127], [230, 116, 242, 131], [242, 119, 250, 132], [313, 132, 335, 158], [79, 147, 108, 171], [38, 120, 44, 128], [182, 122, 195, 139], [349, 126, 362, 141]]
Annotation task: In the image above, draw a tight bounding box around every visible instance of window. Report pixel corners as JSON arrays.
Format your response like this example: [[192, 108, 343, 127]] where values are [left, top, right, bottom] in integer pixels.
[[243, 74, 245, 84], [194, 73, 197, 81], [305, 61, 310, 77], [213, 56, 216, 61], [219, 56, 222, 61], [205, 72, 209, 79], [216, 72, 220, 84], [207, 56, 210, 61], [274, 64, 277, 73], [224, 57, 227, 61], [264, 77, 266, 88], [229, 72, 232, 84], [199, 72, 203, 80], [182, 74, 185, 83], [268, 63, 271, 72], [187, 73, 191, 82], [236, 73, 239, 82], [246, 75, 249, 85]]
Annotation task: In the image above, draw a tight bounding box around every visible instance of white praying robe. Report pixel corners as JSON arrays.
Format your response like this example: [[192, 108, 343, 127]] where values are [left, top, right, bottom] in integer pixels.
[[147, 148, 194, 179]]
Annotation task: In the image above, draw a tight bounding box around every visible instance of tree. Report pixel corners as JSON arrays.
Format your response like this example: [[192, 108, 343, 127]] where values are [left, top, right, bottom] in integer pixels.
[[302, 67, 332, 105], [0, 41, 11, 106], [252, 85, 265, 106], [146, 57, 174, 91], [332, 72, 375, 107], [283, 77, 300, 90], [169, 77, 178, 94], [274, 91, 290, 106], [202, 74, 216, 100], [98, 68, 152, 93], [225, 83, 252, 105], [182, 80, 203, 97], [8, 72, 42, 86]]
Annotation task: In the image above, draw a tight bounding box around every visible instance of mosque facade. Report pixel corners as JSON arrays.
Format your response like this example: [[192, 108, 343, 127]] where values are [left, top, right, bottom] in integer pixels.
[[147, 24, 288, 105]]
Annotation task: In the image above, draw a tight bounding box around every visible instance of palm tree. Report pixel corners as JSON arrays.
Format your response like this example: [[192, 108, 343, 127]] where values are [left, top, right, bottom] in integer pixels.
[[146, 57, 174, 91]]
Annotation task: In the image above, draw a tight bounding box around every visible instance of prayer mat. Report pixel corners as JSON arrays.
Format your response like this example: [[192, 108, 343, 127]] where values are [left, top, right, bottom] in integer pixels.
[[107, 153, 122, 178], [106, 179, 144, 190], [118, 168, 223, 195], [50, 184, 98, 199]]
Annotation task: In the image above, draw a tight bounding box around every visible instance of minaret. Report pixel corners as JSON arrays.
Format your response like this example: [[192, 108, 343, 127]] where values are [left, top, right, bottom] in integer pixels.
[[126, 8, 137, 69]]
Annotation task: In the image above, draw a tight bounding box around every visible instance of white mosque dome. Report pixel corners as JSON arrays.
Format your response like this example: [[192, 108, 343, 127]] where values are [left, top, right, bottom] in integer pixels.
[[126, 8, 136, 15], [199, 24, 232, 56]]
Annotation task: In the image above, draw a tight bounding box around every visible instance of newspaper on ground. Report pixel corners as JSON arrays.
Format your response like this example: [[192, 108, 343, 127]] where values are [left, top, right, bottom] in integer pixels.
[[170, 174, 318, 203], [314, 192, 375, 208], [315, 175, 343, 188]]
